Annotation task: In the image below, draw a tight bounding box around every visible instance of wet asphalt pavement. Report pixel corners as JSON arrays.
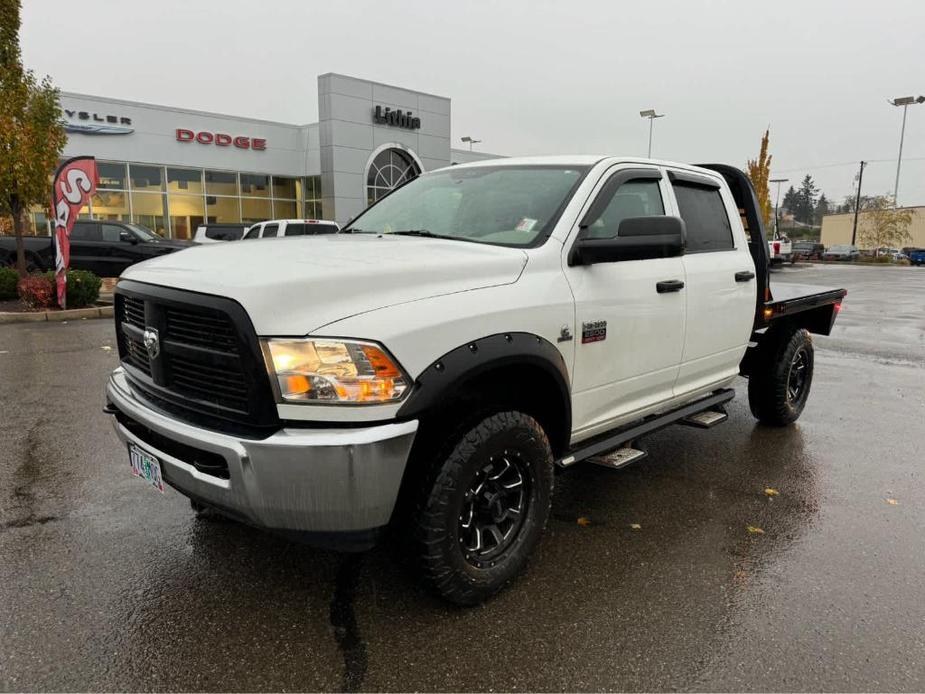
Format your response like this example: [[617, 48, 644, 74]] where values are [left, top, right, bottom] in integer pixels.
[[2, 264, 924, 692]]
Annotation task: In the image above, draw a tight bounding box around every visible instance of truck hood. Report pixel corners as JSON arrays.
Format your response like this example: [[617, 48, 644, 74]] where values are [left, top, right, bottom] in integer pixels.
[[121, 234, 528, 334]]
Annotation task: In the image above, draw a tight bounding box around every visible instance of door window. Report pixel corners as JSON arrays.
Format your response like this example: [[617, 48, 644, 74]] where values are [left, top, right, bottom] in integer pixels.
[[585, 179, 664, 240], [243, 225, 261, 239], [101, 224, 127, 242], [262, 223, 279, 238], [672, 183, 734, 252], [70, 223, 100, 241]]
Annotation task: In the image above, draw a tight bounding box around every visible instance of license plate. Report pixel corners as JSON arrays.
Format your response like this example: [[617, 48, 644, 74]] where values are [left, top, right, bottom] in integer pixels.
[[129, 443, 165, 493]]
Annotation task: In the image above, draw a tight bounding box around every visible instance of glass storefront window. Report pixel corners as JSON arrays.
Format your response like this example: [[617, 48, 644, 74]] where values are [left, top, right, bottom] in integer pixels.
[[168, 194, 205, 240], [167, 168, 204, 195], [273, 200, 298, 218], [130, 164, 164, 193], [206, 196, 241, 223], [131, 191, 168, 237], [305, 200, 323, 219], [242, 197, 271, 222], [205, 170, 238, 196], [240, 173, 269, 197], [91, 191, 129, 221], [98, 161, 127, 190], [272, 176, 298, 199]]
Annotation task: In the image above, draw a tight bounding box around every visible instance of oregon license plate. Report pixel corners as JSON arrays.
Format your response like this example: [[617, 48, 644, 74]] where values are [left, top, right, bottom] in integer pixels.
[[129, 443, 165, 493]]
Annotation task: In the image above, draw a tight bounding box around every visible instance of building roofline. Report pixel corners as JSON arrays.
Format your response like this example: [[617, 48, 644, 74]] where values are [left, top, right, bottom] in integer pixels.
[[317, 72, 450, 101], [59, 91, 319, 129]]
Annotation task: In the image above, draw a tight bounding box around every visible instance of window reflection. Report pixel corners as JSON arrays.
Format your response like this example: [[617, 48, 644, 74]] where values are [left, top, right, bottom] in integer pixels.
[[97, 161, 126, 190], [205, 170, 238, 196], [240, 173, 269, 197], [167, 168, 204, 195], [130, 164, 164, 192]]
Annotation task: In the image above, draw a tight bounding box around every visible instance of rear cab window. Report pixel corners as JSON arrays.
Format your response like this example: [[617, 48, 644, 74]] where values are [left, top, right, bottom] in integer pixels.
[[285, 223, 338, 236], [670, 175, 735, 253]]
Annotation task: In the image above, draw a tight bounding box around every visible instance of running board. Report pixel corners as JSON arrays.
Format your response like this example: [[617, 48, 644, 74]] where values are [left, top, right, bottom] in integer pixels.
[[557, 389, 735, 468], [679, 409, 728, 428], [588, 447, 647, 470]]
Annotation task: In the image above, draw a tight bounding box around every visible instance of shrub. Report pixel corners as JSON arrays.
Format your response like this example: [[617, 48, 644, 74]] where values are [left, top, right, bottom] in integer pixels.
[[17, 275, 55, 310], [0, 267, 18, 300], [41, 269, 102, 308]]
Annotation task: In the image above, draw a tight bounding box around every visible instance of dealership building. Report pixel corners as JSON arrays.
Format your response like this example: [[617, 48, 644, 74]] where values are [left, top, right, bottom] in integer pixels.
[[37, 73, 500, 239]]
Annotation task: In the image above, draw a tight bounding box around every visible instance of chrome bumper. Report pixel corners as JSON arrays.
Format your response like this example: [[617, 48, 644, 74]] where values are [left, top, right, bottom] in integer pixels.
[[105, 368, 418, 540]]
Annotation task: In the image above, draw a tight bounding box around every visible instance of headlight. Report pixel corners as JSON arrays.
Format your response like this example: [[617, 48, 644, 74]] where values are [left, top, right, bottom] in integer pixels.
[[262, 338, 410, 404]]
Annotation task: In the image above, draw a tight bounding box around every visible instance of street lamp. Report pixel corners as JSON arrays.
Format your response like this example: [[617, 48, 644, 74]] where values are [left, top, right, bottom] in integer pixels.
[[639, 109, 665, 158], [888, 95, 924, 206], [460, 136, 481, 152], [770, 177, 789, 238]]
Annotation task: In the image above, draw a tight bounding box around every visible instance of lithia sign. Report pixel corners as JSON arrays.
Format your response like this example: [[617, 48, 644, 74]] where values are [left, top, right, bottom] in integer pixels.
[[373, 105, 421, 130]]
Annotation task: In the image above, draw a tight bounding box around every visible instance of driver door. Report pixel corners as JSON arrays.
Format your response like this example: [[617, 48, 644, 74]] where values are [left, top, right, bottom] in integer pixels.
[[563, 165, 686, 439]]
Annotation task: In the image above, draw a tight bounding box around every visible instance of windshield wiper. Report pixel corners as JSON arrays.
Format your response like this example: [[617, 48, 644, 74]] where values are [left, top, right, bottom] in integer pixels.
[[339, 227, 367, 233], [391, 229, 456, 240]]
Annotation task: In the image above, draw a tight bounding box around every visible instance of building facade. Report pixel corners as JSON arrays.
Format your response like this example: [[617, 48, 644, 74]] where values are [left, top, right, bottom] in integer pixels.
[[32, 73, 499, 239], [821, 207, 925, 250]]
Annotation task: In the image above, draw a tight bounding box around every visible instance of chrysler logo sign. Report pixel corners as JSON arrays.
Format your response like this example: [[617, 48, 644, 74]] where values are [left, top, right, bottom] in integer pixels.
[[373, 105, 421, 130], [63, 109, 134, 136]]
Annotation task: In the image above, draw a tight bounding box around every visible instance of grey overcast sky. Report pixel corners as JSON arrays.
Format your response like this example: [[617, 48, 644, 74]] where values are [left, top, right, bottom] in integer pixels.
[[20, 0, 925, 206]]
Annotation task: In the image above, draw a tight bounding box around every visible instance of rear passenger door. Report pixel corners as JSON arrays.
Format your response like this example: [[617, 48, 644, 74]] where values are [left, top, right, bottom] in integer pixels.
[[667, 170, 756, 396]]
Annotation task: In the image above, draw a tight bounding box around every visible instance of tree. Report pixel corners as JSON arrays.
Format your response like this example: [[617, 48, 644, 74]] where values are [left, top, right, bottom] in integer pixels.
[[782, 185, 798, 216], [858, 195, 914, 250], [0, 0, 66, 275], [814, 193, 829, 225], [746, 128, 773, 229], [791, 174, 818, 225]]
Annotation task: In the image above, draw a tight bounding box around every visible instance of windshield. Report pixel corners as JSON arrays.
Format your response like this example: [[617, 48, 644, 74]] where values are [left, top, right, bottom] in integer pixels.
[[344, 165, 589, 247], [126, 223, 161, 241]]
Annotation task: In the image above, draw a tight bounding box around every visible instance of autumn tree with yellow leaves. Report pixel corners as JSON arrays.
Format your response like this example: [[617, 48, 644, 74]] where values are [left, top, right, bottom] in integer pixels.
[[746, 129, 773, 231], [0, 0, 66, 275]]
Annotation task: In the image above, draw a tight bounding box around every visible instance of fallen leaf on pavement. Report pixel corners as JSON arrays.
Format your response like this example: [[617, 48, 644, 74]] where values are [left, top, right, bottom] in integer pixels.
[[576, 517, 592, 527], [886, 498, 899, 505], [101, 346, 112, 351], [629, 523, 641, 530], [746, 525, 765, 535], [764, 488, 779, 497]]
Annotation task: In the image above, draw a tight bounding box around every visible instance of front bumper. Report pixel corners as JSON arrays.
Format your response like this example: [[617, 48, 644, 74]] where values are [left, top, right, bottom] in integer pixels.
[[105, 367, 418, 547]]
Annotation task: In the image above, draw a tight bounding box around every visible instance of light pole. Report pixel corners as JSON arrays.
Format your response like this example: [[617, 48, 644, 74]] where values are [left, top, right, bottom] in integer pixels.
[[888, 95, 924, 206], [460, 136, 481, 152], [639, 109, 665, 158], [770, 177, 788, 238]]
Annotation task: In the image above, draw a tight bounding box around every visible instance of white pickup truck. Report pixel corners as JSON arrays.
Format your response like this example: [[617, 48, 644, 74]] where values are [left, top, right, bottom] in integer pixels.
[[105, 156, 846, 604], [768, 234, 793, 265]]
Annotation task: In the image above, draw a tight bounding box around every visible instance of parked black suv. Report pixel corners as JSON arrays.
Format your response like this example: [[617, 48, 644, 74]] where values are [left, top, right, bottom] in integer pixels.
[[0, 221, 191, 276]]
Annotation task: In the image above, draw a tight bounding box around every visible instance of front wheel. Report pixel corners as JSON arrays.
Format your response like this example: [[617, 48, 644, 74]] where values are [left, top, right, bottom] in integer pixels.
[[414, 411, 554, 605], [748, 328, 814, 426]]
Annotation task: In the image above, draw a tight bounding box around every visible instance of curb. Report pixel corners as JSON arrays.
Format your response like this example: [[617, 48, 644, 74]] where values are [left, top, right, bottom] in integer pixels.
[[0, 305, 113, 325]]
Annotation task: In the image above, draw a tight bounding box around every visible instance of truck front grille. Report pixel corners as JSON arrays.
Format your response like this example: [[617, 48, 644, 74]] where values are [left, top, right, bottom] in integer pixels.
[[114, 280, 279, 436]]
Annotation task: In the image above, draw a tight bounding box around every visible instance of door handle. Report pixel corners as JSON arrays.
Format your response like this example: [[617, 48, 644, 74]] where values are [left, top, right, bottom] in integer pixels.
[[735, 271, 756, 282], [656, 279, 685, 293]]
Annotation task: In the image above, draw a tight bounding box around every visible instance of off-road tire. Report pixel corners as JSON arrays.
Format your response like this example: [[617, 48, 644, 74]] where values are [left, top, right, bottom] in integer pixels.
[[414, 411, 554, 605], [748, 327, 814, 426]]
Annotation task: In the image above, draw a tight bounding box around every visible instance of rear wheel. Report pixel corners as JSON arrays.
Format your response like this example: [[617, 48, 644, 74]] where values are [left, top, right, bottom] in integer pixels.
[[748, 327, 814, 426], [414, 411, 554, 605]]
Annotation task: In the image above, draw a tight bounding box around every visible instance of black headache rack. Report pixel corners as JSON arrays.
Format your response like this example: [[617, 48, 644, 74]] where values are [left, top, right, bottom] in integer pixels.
[[114, 279, 280, 439]]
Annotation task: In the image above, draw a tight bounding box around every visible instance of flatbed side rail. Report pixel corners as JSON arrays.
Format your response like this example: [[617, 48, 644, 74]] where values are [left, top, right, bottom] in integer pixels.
[[757, 287, 847, 334]]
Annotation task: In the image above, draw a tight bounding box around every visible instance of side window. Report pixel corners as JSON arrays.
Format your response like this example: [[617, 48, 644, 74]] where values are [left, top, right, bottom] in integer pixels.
[[284, 224, 307, 236], [585, 179, 664, 240], [262, 223, 279, 238], [101, 223, 126, 242], [70, 223, 100, 241], [243, 225, 260, 239], [672, 183, 734, 252]]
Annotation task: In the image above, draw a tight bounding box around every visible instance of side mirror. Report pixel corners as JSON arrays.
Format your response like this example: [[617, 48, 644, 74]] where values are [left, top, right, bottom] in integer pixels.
[[119, 231, 138, 245], [569, 216, 686, 266]]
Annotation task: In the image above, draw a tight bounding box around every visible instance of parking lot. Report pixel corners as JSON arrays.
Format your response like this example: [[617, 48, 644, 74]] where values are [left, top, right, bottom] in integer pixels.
[[1, 263, 924, 692]]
